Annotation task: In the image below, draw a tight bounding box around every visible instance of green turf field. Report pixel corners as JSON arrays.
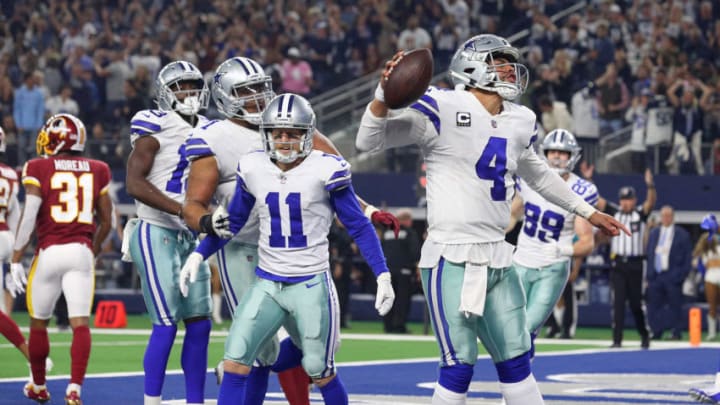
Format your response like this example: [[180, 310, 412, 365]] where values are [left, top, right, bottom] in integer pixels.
[[0, 313, 635, 379]]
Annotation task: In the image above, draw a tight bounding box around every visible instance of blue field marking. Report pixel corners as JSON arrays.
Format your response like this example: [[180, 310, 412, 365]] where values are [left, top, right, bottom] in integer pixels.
[[0, 347, 715, 404]]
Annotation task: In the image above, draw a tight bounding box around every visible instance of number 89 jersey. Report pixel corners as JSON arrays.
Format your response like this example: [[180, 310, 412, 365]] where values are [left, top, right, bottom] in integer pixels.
[[514, 173, 598, 267], [236, 150, 351, 278], [22, 155, 111, 251]]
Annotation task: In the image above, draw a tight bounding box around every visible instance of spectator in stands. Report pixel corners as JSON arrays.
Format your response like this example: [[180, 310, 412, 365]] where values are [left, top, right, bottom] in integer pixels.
[[439, 0, 469, 40], [572, 83, 601, 166], [433, 14, 461, 66], [45, 84, 79, 117], [625, 88, 652, 173], [646, 205, 691, 340], [12, 72, 44, 166], [596, 63, 630, 136], [666, 76, 712, 175], [538, 94, 573, 133], [397, 15, 432, 51], [280, 47, 313, 97]]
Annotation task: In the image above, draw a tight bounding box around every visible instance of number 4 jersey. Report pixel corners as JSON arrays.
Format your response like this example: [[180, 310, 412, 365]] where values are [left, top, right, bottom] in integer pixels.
[[21, 155, 111, 251], [514, 174, 598, 267]]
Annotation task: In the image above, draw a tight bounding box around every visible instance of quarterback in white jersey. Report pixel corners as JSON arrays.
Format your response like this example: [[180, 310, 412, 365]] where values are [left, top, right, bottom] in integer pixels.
[[357, 35, 627, 405], [509, 129, 596, 339], [180, 94, 395, 405], [125, 60, 213, 405]]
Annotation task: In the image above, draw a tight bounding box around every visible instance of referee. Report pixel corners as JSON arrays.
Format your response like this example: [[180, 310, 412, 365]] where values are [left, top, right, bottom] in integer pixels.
[[596, 169, 657, 348]]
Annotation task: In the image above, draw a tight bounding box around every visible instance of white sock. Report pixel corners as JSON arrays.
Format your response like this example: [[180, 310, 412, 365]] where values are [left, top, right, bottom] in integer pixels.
[[144, 394, 162, 405], [432, 383, 467, 405], [66, 383, 81, 396], [499, 374, 544, 405], [212, 293, 223, 322]]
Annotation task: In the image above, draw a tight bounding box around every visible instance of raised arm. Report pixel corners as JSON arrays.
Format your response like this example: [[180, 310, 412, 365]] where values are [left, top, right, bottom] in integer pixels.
[[641, 168, 656, 216]]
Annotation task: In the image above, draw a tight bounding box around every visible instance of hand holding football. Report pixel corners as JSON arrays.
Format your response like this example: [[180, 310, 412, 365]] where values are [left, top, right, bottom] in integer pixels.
[[382, 48, 434, 109]]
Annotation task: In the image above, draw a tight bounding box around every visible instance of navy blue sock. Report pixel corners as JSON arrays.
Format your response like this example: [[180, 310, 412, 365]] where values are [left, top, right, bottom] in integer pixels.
[[182, 319, 212, 404], [218, 371, 248, 405], [271, 337, 303, 372], [244, 366, 270, 405], [319, 375, 348, 405], [144, 324, 177, 396]]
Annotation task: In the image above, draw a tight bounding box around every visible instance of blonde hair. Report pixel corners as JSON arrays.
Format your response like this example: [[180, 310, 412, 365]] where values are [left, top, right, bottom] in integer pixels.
[[693, 233, 718, 257]]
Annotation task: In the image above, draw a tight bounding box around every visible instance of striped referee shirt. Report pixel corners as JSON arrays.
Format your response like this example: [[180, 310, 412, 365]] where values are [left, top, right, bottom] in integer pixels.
[[605, 204, 649, 257]]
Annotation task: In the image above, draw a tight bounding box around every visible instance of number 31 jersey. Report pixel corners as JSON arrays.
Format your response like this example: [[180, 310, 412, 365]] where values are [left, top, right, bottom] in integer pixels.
[[22, 156, 111, 251], [236, 150, 351, 277], [514, 173, 598, 267]]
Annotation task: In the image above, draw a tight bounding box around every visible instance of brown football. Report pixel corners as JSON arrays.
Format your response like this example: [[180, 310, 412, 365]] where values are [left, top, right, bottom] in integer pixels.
[[383, 48, 434, 109]]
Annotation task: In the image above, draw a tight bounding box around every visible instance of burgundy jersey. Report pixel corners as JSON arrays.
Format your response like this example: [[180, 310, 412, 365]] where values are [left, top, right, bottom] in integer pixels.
[[22, 156, 111, 251], [0, 162, 18, 231]]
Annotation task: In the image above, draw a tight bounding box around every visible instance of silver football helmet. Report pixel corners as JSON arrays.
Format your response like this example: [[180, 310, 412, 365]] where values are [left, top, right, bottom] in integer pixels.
[[540, 129, 582, 175], [155, 61, 209, 115], [449, 34, 529, 100], [260, 94, 315, 164], [212, 57, 274, 124]]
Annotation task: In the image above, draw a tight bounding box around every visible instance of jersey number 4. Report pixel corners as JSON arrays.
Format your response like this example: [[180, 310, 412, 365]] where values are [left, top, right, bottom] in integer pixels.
[[266, 192, 308, 248], [51, 172, 95, 224], [476, 137, 507, 201]]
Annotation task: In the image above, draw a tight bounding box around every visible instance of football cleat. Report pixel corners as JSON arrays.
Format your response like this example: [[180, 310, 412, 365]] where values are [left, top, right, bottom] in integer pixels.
[[689, 386, 720, 404], [64, 390, 82, 405], [23, 382, 50, 403]]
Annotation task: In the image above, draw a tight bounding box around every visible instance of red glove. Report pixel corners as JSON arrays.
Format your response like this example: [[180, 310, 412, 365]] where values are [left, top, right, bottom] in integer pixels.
[[371, 210, 400, 239]]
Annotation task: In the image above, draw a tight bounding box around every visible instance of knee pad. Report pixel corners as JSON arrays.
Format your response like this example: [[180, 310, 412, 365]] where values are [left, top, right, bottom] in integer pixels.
[[495, 351, 531, 383], [438, 364, 474, 394]]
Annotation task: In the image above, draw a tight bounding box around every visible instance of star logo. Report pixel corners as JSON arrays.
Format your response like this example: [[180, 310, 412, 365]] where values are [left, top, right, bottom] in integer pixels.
[[213, 72, 224, 84]]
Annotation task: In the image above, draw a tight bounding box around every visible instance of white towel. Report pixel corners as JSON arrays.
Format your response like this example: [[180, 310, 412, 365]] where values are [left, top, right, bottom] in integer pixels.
[[121, 218, 140, 262], [458, 262, 488, 318]]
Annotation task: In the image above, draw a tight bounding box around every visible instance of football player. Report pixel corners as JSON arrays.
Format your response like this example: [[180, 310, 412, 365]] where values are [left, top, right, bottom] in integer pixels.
[[356, 34, 628, 405], [124, 60, 212, 405], [179, 94, 395, 405], [10, 113, 113, 404], [508, 129, 596, 350], [181, 57, 399, 405]]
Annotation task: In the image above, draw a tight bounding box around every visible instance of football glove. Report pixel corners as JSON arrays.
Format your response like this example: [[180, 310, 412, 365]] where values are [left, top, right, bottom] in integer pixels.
[[366, 205, 400, 238], [179, 252, 203, 297], [8, 262, 27, 296], [200, 205, 233, 239], [375, 272, 395, 316]]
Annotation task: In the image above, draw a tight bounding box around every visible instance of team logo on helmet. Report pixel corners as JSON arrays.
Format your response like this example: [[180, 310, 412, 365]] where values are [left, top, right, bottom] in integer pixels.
[[36, 114, 87, 156]]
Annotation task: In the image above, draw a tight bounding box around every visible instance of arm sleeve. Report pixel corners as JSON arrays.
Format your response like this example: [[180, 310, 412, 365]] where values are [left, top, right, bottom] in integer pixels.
[[13, 194, 41, 251], [516, 148, 596, 219], [355, 104, 431, 152], [329, 184, 389, 276]]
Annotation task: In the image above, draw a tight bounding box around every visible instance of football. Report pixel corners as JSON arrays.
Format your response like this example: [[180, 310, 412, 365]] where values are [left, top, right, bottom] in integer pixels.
[[383, 48, 434, 109]]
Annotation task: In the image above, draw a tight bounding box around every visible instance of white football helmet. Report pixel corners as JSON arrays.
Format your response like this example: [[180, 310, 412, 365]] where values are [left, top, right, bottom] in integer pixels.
[[540, 129, 582, 175], [155, 61, 209, 115], [449, 34, 529, 100], [212, 57, 274, 125], [260, 94, 315, 164]]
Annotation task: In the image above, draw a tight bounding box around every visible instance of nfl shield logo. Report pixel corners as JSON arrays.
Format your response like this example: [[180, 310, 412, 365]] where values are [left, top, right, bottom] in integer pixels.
[[491, 120, 497, 128]]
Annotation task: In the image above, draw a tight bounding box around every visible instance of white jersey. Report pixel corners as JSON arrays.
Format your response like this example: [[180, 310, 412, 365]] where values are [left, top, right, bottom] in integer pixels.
[[237, 150, 350, 277], [514, 173, 598, 267], [130, 109, 208, 229], [357, 86, 593, 268], [645, 99, 674, 146], [185, 119, 263, 245]]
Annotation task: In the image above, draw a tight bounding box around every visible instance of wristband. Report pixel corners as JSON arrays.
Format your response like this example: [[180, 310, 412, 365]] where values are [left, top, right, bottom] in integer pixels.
[[364, 204, 380, 219], [374, 82, 385, 103], [574, 201, 597, 220], [199, 214, 216, 236], [558, 244, 575, 257]]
